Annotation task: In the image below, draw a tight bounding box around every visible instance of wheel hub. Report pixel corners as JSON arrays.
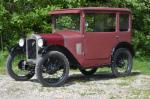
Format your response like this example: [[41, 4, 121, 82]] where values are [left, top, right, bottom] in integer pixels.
[[18, 60, 29, 70], [46, 64, 60, 74], [118, 60, 125, 68]]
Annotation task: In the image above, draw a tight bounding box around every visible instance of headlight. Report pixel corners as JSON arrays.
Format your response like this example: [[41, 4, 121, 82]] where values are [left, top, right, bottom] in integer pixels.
[[18, 38, 25, 47], [37, 38, 44, 47]]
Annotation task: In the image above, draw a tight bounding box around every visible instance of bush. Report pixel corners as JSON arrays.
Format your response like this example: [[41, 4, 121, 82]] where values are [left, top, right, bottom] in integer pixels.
[[0, 0, 149, 56]]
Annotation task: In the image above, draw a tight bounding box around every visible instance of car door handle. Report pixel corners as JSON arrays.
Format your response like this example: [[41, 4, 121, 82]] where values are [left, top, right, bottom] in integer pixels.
[[115, 36, 119, 39]]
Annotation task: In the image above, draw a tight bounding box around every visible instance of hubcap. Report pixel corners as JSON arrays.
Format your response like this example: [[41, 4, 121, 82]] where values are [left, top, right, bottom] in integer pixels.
[[18, 60, 28, 70]]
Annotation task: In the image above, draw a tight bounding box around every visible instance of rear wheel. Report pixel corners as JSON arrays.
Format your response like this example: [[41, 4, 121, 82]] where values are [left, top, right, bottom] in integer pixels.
[[111, 48, 133, 77], [79, 68, 97, 75], [6, 52, 35, 81], [36, 51, 69, 87]]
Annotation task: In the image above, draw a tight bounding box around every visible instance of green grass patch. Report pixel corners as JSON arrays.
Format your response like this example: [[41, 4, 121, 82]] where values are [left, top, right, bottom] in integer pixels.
[[0, 51, 8, 75], [95, 57, 150, 75], [133, 57, 150, 75]]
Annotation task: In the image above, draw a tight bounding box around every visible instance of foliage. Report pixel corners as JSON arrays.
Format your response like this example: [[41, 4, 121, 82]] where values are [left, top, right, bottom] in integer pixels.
[[0, 0, 149, 56]]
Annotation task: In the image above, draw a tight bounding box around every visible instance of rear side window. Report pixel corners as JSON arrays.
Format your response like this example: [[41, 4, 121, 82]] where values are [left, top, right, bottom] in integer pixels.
[[85, 13, 116, 32], [120, 14, 129, 32]]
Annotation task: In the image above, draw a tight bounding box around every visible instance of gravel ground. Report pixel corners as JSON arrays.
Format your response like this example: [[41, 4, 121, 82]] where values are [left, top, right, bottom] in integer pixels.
[[0, 71, 150, 99]]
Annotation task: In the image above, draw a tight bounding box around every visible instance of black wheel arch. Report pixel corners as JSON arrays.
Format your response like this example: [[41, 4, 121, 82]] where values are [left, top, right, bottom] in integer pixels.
[[113, 42, 135, 57], [8, 44, 25, 54], [40, 45, 81, 69]]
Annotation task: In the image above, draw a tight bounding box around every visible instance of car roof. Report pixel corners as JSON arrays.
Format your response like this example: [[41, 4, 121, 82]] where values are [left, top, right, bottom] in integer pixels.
[[49, 7, 131, 14]]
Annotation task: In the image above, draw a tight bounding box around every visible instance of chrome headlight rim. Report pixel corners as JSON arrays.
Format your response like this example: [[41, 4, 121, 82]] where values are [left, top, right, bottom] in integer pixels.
[[18, 38, 25, 47], [37, 38, 44, 48]]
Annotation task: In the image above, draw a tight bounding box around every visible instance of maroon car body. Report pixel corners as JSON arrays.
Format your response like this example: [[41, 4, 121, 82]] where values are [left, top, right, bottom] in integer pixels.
[[7, 7, 134, 87], [40, 7, 133, 68]]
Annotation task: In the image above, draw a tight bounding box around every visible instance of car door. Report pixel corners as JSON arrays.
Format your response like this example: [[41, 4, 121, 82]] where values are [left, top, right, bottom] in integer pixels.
[[118, 13, 131, 43], [84, 12, 118, 59]]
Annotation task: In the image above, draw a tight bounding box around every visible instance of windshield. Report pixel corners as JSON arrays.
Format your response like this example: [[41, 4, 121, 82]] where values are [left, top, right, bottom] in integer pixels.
[[54, 14, 80, 32]]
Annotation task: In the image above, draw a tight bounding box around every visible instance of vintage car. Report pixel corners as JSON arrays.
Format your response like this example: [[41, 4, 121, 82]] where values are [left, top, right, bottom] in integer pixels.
[[6, 7, 134, 87]]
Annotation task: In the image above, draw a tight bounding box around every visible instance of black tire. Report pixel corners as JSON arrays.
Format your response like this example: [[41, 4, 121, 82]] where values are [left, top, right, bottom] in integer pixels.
[[36, 51, 69, 87], [111, 48, 133, 77], [79, 68, 97, 75], [6, 53, 34, 81]]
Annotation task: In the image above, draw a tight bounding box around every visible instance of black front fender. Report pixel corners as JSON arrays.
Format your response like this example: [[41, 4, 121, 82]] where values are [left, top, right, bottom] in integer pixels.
[[38, 45, 53, 56], [8, 44, 25, 54]]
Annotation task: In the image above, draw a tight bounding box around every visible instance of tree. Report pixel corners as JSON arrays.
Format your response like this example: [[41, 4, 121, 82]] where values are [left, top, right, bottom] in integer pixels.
[[0, 0, 149, 56]]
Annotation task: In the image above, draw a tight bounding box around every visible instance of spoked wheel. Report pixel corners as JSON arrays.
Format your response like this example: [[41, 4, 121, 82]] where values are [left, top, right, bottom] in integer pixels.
[[6, 52, 35, 81], [111, 48, 133, 77], [36, 51, 69, 87], [79, 68, 97, 75]]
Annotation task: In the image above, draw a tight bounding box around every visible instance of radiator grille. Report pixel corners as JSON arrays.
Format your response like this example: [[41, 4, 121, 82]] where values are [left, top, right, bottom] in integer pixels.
[[27, 39, 36, 59]]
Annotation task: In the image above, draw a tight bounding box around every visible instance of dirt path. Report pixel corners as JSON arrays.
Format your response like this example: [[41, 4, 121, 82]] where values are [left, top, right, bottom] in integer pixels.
[[0, 71, 150, 99]]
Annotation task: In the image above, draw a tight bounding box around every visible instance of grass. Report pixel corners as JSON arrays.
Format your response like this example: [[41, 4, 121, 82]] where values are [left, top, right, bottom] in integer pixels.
[[0, 51, 150, 75], [0, 51, 8, 74], [133, 57, 150, 75], [97, 56, 150, 75]]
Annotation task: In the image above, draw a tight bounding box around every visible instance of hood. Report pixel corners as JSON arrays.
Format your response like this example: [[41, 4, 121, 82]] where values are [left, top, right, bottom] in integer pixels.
[[39, 30, 83, 46], [54, 30, 83, 41], [39, 33, 64, 46]]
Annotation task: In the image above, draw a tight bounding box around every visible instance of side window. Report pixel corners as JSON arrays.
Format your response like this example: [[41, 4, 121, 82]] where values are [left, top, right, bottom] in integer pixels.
[[55, 14, 80, 31], [120, 14, 129, 32], [85, 13, 116, 32]]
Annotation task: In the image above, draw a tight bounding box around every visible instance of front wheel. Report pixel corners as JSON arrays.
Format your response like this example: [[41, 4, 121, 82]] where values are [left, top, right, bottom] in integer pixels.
[[6, 52, 35, 81], [36, 51, 70, 87], [111, 48, 133, 77]]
